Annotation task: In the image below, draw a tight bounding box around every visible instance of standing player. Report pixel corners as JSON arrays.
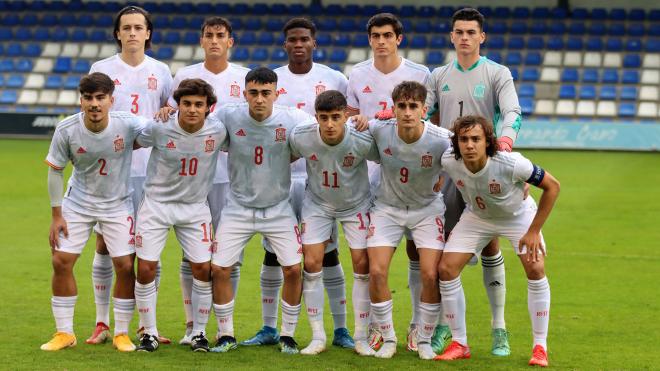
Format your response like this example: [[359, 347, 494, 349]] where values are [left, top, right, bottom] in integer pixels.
[[161, 16, 248, 346], [209, 68, 311, 354], [133, 79, 226, 353], [41, 73, 144, 352], [346, 12, 431, 352], [366, 81, 451, 359], [87, 5, 173, 345], [425, 8, 523, 355], [241, 17, 353, 348], [289, 91, 378, 355], [434, 115, 558, 368]]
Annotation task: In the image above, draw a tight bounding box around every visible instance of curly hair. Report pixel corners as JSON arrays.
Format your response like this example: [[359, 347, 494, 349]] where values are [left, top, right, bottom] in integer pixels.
[[450, 115, 498, 160]]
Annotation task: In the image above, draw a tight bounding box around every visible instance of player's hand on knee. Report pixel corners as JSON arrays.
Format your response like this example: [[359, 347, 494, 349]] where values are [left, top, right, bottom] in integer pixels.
[[351, 114, 370, 131], [49, 216, 68, 249], [155, 106, 175, 122], [519, 231, 545, 263], [433, 175, 445, 193]]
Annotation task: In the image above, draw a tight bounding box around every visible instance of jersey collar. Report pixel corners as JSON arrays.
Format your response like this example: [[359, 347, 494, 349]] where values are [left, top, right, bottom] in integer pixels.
[[454, 56, 484, 72]]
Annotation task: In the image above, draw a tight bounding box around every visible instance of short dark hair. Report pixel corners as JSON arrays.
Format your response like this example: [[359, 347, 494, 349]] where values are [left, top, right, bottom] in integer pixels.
[[79, 72, 115, 96], [201, 16, 233, 36], [315, 90, 347, 112], [283, 17, 316, 38], [113, 5, 153, 50], [451, 8, 485, 31], [367, 13, 403, 37], [450, 116, 498, 160], [391, 81, 427, 104], [245, 67, 278, 86], [173, 78, 218, 115]]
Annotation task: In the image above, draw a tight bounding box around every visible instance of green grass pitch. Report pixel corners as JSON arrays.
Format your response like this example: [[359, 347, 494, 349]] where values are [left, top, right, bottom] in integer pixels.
[[1, 138, 659, 370]]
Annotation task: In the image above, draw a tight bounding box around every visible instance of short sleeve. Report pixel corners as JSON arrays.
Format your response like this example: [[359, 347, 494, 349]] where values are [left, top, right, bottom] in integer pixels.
[[288, 128, 302, 158], [136, 121, 156, 148], [45, 128, 69, 170], [346, 76, 359, 111], [512, 153, 535, 183], [129, 116, 149, 142]]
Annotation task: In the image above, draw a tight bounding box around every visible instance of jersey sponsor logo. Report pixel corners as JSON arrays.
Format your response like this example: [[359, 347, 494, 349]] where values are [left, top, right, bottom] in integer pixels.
[[315, 83, 326, 96], [421, 153, 433, 168], [205, 136, 215, 153], [235, 129, 246, 136], [473, 83, 486, 99], [309, 154, 318, 161], [76, 146, 87, 154], [489, 179, 501, 194], [275, 127, 286, 142], [441, 84, 450, 92], [166, 139, 176, 149], [113, 79, 121, 86], [362, 86, 372, 93], [135, 233, 143, 247], [383, 147, 392, 156], [278, 87, 287, 94], [230, 83, 241, 97], [456, 179, 465, 187], [147, 75, 158, 91], [342, 153, 355, 167], [113, 135, 125, 152]]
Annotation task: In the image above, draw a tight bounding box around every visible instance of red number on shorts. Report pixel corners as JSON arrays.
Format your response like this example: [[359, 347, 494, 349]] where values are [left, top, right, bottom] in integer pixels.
[[127, 216, 135, 235], [201, 222, 210, 242], [254, 146, 263, 165], [98, 158, 108, 175], [475, 196, 486, 210], [378, 101, 388, 111], [297, 102, 305, 109], [435, 216, 445, 241], [178, 157, 198, 176], [294, 225, 302, 244], [356, 212, 366, 230], [130, 94, 139, 114], [399, 167, 409, 183], [322, 170, 340, 188]]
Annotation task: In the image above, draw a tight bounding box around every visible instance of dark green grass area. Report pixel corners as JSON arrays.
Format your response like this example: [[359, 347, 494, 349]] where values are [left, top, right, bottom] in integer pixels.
[[1, 139, 659, 369]]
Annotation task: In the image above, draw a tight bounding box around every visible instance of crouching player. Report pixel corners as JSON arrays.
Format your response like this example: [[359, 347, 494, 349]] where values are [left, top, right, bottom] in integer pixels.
[[42, 72, 145, 352], [367, 81, 452, 359], [288, 90, 378, 355], [133, 79, 227, 353], [435, 115, 559, 367]]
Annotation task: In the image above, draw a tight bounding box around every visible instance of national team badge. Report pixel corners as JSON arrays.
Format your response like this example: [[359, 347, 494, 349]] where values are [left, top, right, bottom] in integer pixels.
[[456, 179, 465, 188], [205, 136, 215, 153], [230, 83, 240, 97], [309, 154, 318, 161], [315, 83, 326, 96], [147, 75, 158, 91], [275, 127, 286, 142], [383, 148, 392, 156], [342, 153, 355, 167], [135, 233, 142, 248], [473, 83, 486, 99], [421, 153, 433, 168], [113, 135, 124, 152], [489, 179, 501, 194]]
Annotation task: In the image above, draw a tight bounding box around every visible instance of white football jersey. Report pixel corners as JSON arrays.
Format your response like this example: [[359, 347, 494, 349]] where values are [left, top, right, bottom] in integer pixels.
[[347, 57, 431, 119], [90, 54, 173, 177], [441, 150, 535, 218], [370, 119, 451, 209], [167, 62, 249, 184], [289, 122, 378, 216], [45, 111, 145, 216], [210, 103, 314, 208], [136, 115, 227, 203]]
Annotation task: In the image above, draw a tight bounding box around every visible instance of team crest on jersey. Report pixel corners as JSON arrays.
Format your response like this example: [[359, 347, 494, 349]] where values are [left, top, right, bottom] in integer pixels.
[[278, 88, 287, 94], [383, 147, 392, 156], [473, 83, 486, 99], [166, 139, 176, 149], [230, 83, 240, 97], [315, 83, 326, 96], [147, 75, 158, 91], [135, 233, 142, 248], [113, 135, 125, 152], [275, 127, 286, 142], [421, 153, 433, 168], [456, 179, 465, 188], [362, 86, 372, 93], [342, 153, 355, 167], [489, 179, 501, 194], [309, 154, 318, 161], [205, 136, 215, 153]]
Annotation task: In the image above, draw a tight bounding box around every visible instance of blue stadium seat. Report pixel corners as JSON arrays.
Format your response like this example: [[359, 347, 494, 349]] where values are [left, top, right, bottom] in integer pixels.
[[618, 103, 635, 117], [33, 27, 50, 41], [316, 34, 331, 47], [251, 48, 268, 62], [507, 37, 524, 49], [608, 23, 625, 36], [21, 13, 38, 26], [521, 68, 539, 81], [265, 19, 284, 32], [414, 20, 432, 33], [486, 52, 501, 63], [493, 7, 511, 18], [568, 22, 586, 34], [591, 8, 608, 20], [72, 60, 90, 74], [324, 4, 343, 16], [328, 49, 347, 63], [45, 75, 62, 89], [145, 49, 155, 58], [566, 37, 583, 50], [609, 8, 627, 21], [60, 14, 76, 27], [2, 14, 20, 27], [0, 59, 13, 72], [270, 49, 287, 62], [525, 52, 541, 65], [548, 22, 566, 35], [6, 74, 25, 88], [0, 90, 18, 104], [488, 21, 507, 34], [626, 39, 642, 52], [0, 44, 3, 56], [53, 57, 72, 73], [605, 38, 623, 51], [546, 38, 564, 50], [51, 29, 69, 41], [0, 28, 12, 41], [622, 70, 640, 84], [433, 22, 451, 33], [561, 68, 579, 82], [317, 19, 337, 32], [620, 86, 638, 100], [623, 54, 641, 68], [352, 34, 369, 48], [182, 32, 197, 45], [532, 7, 550, 18], [486, 36, 504, 49], [646, 39, 660, 52], [526, 37, 544, 50], [312, 49, 326, 62], [71, 29, 88, 42], [586, 38, 603, 51], [510, 68, 518, 81], [289, 4, 306, 15], [15, 58, 32, 72], [426, 51, 444, 65], [509, 22, 527, 34], [600, 85, 617, 100], [40, 14, 58, 27], [518, 84, 535, 98], [505, 52, 522, 65], [430, 37, 447, 49], [332, 34, 350, 47], [14, 27, 32, 41], [231, 47, 249, 61], [551, 7, 568, 18], [232, 3, 249, 15], [0, 75, 4, 87], [96, 15, 113, 28], [582, 69, 599, 83], [572, 8, 589, 19], [152, 15, 169, 29], [238, 32, 256, 46], [252, 3, 269, 15], [513, 7, 531, 18], [247, 63, 261, 70], [163, 31, 181, 44], [602, 69, 619, 83], [559, 85, 576, 99], [529, 23, 547, 34], [438, 6, 454, 17], [338, 19, 357, 32], [410, 35, 428, 48], [257, 32, 275, 46], [580, 85, 596, 99], [189, 17, 203, 31], [399, 5, 415, 17], [90, 29, 107, 42], [78, 14, 94, 27], [244, 19, 263, 31], [588, 23, 606, 35], [628, 8, 646, 21], [24, 44, 41, 57], [650, 9, 660, 21], [6, 44, 23, 57]]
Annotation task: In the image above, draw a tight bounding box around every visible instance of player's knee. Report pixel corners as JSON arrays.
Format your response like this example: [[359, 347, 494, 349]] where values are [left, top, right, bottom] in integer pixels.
[[263, 251, 280, 266], [211, 264, 232, 281], [525, 264, 546, 280], [95, 236, 109, 254], [369, 265, 387, 285], [191, 262, 212, 281], [321, 249, 340, 267], [136, 260, 157, 283], [353, 255, 369, 275], [481, 239, 500, 256], [421, 267, 438, 287], [437, 260, 459, 281], [282, 264, 301, 281], [52, 254, 74, 274], [112, 256, 135, 277], [303, 254, 323, 273]]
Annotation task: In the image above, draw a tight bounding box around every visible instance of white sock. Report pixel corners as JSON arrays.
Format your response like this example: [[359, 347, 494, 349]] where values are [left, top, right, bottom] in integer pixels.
[[528, 277, 550, 350], [408, 260, 421, 327], [439, 277, 467, 346], [52, 296, 76, 334], [352, 273, 371, 341], [113, 297, 134, 336], [155, 261, 162, 289], [92, 252, 113, 326], [214, 300, 234, 338], [418, 302, 441, 344], [323, 263, 347, 330], [303, 270, 325, 341], [135, 281, 158, 336], [260, 264, 283, 328], [482, 251, 506, 329], [438, 301, 449, 326], [192, 279, 213, 336], [280, 300, 301, 337], [230, 265, 241, 299], [179, 261, 193, 325], [371, 300, 395, 342]]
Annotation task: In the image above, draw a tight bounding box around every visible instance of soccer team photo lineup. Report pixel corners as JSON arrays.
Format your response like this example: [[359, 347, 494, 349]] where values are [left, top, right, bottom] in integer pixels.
[[14, 0, 658, 367]]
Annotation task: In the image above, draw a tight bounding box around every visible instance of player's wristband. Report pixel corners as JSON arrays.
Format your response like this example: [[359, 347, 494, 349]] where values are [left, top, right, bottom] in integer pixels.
[[526, 165, 545, 186], [497, 136, 513, 152]]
